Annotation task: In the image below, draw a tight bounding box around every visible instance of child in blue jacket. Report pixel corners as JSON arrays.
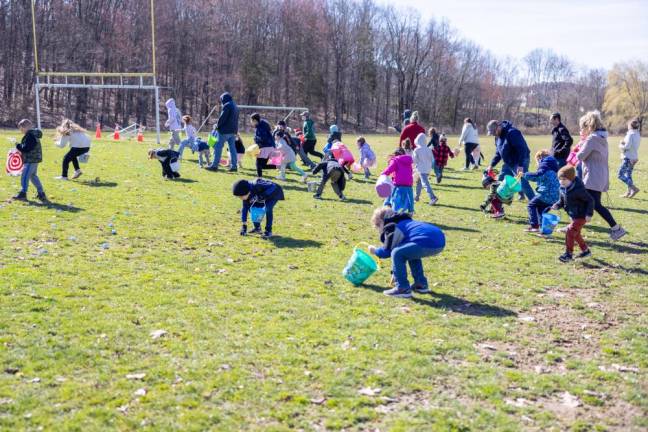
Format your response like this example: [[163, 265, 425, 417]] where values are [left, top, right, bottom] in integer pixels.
[[323, 125, 342, 156], [233, 179, 285, 239], [368, 207, 446, 298], [523, 150, 560, 232]]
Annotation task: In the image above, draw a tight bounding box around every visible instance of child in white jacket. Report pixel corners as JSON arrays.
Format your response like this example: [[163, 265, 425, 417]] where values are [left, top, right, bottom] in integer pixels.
[[618, 118, 641, 198], [412, 133, 438, 205], [275, 131, 308, 183]]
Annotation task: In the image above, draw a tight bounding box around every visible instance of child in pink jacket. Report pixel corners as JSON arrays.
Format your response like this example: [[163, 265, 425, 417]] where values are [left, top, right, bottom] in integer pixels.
[[382, 148, 414, 213]]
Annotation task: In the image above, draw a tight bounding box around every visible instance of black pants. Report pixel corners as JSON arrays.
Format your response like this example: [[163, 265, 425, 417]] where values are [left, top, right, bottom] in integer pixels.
[[303, 139, 323, 160], [161, 158, 180, 178], [62, 147, 89, 177], [587, 189, 617, 227], [316, 168, 345, 197], [464, 142, 478, 169], [256, 158, 276, 178]]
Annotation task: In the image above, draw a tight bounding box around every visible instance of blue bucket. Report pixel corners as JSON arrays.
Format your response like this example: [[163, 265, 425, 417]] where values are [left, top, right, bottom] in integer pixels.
[[250, 206, 266, 224], [541, 212, 561, 236]]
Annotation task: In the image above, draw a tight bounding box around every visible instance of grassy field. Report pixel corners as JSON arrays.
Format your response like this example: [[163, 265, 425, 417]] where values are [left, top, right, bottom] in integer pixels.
[[0, 129, 646, 431]]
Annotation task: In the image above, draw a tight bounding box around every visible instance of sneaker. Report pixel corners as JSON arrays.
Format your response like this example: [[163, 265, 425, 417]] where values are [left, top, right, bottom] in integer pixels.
[[261, 231, 273, 240], [12, 192, 27, 201], [628, 186, 640, 198], [383, 287, 413, 298], [36, 192, 48, 202], [557, 226, 569, 233], [411, 284, 431, 294], [559, 252, 573, 263], [228, 167, 238, 172], [524, 227, 539, 233], [205, 166, 219, 172], [610, 226, 627, 241], [576, 249, 592, 259], [249, 226, 262, 235], [72, 170, 82, 179], [492, 212, 505, 219], [339, 195, 347, 201], [301, 174, 309, 183], [620, 190, 631, 198], [276, 175, 287, 181], [429, 197, 439, 205], [55, 176, 69, 181], [313, 194, 322, 200]]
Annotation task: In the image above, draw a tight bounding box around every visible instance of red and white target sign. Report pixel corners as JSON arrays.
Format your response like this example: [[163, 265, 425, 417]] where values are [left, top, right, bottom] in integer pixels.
[[6, 150, 24, 176]]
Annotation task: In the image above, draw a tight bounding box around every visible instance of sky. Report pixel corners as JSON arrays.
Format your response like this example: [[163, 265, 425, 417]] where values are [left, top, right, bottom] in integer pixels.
[[379, 0, 648, 70]]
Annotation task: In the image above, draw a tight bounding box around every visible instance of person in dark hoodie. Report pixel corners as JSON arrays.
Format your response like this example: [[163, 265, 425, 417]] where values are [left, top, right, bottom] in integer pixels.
[[552, 165, 594, 262], [207, 92, 239, 172], [368, 207, 446, 298], [13, 119, 47, 202], [232, 178, 285, 239], [550, 112, 573, 168], [312, 153, 349, 200], [250, 113, 277, 178], [523, 150, 560, 232], [486, 119, 535, 201]]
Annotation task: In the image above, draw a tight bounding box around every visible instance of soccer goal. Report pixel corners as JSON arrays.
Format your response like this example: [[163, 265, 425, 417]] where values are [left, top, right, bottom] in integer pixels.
[[30, 0, 162, 144]]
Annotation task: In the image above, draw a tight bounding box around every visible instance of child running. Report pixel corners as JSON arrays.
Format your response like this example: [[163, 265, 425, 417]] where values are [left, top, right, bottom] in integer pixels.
[[177, 115, 197, 159], [551, 165, 594, 262], [233, 178, 285, 239], [54, 118, 91, 180], [323, 124, 342, 157], [480, 170, 511, 219], [382, 148, 415, 213], [148, 148, 180, 179], [250, 113, 277, 178], [12, 119, 47, 202], [312, 154, 349, 201], [523, 150, 560, 233], [194, 138, 211, 168], [432, 134, 454, 183], [368, 207, 446, 298], [412, 133, 438, 205], [357, 136, 376, 179], [618, 118, 641, 198], [275, 131, 309, 183]]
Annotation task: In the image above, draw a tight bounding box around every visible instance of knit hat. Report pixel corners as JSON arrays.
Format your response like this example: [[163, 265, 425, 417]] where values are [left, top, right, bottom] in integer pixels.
[[557, 165, 576, 181], [330, 124, 339, 133], [232, 180, 251, 196]]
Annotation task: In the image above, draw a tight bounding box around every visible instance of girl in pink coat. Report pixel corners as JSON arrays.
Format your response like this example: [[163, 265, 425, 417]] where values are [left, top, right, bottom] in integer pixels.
[[382, 148, 414, 213]]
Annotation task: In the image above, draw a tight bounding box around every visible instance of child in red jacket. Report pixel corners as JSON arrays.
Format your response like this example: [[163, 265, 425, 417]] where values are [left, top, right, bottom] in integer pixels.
[[432, 135, 454, 183]]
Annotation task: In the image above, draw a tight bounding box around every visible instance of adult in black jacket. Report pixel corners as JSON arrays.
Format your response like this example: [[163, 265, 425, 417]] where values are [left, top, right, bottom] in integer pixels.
[[550, 112, 573, 168]]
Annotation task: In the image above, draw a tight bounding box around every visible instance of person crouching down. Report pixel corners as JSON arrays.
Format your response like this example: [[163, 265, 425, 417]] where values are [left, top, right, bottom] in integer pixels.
[[312, 154, 349, 200], [480, 171, 511, 219], [368, 207, 446, 298], [233, 178, 285, 239], [148, 148, 180, 179], [552, 165, 594, 263]]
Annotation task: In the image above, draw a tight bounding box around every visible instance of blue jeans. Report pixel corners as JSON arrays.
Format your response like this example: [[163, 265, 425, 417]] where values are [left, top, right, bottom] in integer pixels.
[[576, 163, 583, 179], [415, 173, 436, 201], [433, 165, 444, 183], [618, 158, 635, 188], [177, 137, 196, 158], [527, 196, 551, 227], [21, 163, 44, 194], [391, 243, 444, 290], [500, 157, 535, 200], [384, 186, 414, 213], [210, 133, 237, 169]]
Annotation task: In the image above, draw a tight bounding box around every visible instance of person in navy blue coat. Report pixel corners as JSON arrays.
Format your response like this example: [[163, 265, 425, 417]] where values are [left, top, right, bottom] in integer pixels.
[[232, 178, 284, 239], [251, 113, 277, 178], [207, 92, 240, 172], [486, 120, 535, 201]]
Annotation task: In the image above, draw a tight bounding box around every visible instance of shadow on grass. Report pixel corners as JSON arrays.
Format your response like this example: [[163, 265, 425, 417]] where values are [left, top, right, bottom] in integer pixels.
[[78, 180, 118, 188], [610, 206, 648, 216], [432, 223, 480, 233], [585, 239, 647, 255], [580, 258, 648, 275], [361, 284, 516, 317], [173, 178, 198, 183], [435, 203, 481, 213], [28, 200, 83, 213], [267, 235, 323, 248]]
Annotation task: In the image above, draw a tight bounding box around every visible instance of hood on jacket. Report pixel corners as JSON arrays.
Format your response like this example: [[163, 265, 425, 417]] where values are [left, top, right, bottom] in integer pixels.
[[165, 98, 177, 111], [220, 92, 233, 105], [414, 133, 427, 149], [384, 212, 412, 227], [330, 125, 339, 134], [593, 128, 608, 139], [499, 120, 514, 136], [538, 156, 559, 173], [29, 129, 43, 139], [403, 109, 411, 120]]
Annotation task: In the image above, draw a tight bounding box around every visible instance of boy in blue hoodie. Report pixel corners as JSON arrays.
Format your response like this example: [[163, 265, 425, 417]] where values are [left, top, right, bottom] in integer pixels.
[[368, 207, 446, 298], [12, 119, 47, 202], [523, 150, 560, 232], [233, 178, 285, 239]]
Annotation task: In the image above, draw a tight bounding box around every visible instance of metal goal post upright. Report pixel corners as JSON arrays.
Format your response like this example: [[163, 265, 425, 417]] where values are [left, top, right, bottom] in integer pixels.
[[30, 0, 162, 144]]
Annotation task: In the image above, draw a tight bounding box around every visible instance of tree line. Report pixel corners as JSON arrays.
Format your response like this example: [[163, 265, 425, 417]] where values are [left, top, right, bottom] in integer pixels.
[[0, 0, 646, 134]]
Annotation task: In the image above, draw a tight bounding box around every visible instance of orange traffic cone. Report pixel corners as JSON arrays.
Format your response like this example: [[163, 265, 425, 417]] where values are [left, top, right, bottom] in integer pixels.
[[95, 123, 102, 139], [137, 128, 144, 142], [113, 125, 120, 141]]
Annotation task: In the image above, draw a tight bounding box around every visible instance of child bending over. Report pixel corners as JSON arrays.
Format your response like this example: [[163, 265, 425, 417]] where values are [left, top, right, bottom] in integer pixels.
[[312, 154, 349, 201], [480, 170, 511, 219], [233, 178, 285, 239], [148, 148, 180, 179], [523, 150, 560, 232]]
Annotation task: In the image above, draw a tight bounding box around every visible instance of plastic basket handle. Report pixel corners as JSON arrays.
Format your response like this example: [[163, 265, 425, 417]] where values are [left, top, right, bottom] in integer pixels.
[[354, 242, 381, 270]]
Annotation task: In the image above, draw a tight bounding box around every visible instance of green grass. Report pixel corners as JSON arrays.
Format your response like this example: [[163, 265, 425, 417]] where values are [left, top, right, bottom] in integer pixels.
[[0, 130, 646, 431]]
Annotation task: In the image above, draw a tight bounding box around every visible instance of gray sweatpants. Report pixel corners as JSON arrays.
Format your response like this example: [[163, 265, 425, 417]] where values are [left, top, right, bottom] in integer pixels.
[[168, 130, 181, 150]]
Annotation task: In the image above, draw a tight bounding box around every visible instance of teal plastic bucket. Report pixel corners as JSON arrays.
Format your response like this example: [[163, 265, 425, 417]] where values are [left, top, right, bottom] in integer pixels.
[[250, 206, 266, 223], [342, 246, 378, 286], [496, 175, 522, 200], [541, 212, 561, 235]]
